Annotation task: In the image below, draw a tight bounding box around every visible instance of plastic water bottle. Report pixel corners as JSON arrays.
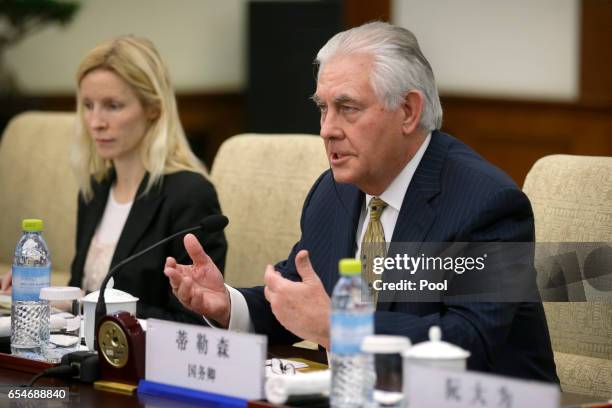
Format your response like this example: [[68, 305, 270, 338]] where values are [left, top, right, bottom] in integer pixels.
[[330, 258, 375, 408], [11, 219, 51, 359]]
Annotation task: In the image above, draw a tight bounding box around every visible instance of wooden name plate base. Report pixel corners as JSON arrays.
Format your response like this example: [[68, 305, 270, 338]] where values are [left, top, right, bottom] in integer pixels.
[[97, 311, 145, 387]]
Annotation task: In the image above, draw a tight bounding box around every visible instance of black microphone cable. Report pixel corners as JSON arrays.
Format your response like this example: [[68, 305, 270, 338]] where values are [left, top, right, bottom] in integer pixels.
[[26, 365, 78, 387], [26, 351, 100, 386]]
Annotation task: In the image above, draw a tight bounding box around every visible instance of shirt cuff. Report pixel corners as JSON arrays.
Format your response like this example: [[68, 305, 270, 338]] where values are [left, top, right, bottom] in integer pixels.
[[226, 285, 254, 332], [202, 284, 254, 333]]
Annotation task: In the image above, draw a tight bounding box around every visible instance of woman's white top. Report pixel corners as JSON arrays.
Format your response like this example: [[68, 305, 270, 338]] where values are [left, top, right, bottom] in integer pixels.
[[82, 189, 133, 292]]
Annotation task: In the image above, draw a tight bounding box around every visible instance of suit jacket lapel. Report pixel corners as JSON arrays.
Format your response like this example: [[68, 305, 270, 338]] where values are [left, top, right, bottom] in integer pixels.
[[329, 180, 363, 293], [390, 132, 447, 243], [110, 173, 165, 269], [377, 131, 447, 311]]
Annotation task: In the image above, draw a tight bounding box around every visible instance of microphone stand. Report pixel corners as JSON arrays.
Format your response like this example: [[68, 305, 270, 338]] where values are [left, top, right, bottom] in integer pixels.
[[93, 225, 199, 348], [93, 214, 228, 349]]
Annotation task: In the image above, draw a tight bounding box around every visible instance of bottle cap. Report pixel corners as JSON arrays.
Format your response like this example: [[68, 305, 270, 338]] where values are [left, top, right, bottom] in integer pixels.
[[361, 335, 411, 354], [22, 219, 44, 232], [339, 258, 361, 276], [40, 286, 81, 301]]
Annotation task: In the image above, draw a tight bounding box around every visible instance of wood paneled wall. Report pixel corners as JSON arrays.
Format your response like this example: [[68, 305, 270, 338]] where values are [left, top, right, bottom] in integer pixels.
[[440, 96, 612, 185], [580, 0, 612, 106], [0, 93, 244, 169], [174, 93, 243, 168], [343, 0, 390, 27]]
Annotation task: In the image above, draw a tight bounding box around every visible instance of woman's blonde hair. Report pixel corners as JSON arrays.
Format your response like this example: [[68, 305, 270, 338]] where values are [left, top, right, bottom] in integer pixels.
[[73, 35, 207, 201]]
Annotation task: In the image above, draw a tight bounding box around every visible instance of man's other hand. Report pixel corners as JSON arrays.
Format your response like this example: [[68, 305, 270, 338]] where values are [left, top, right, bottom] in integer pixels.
[[264, 250, 331, 349]]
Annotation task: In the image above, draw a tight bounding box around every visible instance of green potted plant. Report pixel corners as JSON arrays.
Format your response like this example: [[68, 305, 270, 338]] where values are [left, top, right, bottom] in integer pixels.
[[0, 0, 80, 96]]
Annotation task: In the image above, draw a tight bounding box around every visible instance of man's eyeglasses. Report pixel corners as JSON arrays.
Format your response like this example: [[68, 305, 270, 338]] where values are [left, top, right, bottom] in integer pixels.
[[266, 358, 296, 375]]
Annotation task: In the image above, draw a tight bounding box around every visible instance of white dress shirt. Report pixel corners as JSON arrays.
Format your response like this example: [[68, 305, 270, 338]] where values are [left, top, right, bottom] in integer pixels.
[[212, 134, 432, 334]]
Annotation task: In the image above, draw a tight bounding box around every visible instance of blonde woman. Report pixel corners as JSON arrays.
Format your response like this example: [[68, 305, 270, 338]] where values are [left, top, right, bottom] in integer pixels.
[[2, 36, 227, 323]]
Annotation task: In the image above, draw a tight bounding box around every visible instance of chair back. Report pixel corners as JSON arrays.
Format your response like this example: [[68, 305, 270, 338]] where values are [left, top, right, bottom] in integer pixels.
[[0, 112, 78, 285], [210, 134, 329, 287], [523, 154, 612, 398]]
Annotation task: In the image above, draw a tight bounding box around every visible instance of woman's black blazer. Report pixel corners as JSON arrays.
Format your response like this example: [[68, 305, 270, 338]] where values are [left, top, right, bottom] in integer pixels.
[[69, 170, 227, 324]]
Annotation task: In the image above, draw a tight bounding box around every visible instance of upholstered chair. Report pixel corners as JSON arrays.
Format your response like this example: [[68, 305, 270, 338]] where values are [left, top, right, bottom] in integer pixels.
[[210, 134, 329, 288], [0, 112, 78, 286], [523, 154, 612, 398]]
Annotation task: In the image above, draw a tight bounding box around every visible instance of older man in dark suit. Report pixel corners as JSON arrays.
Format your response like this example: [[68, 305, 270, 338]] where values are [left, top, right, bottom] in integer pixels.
[[164, 21, 558, 382]]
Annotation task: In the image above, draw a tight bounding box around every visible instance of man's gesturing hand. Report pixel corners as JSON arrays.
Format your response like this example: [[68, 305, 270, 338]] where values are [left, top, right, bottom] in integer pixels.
[[264, 250, 331, 349], [164, 233, 231, 327]]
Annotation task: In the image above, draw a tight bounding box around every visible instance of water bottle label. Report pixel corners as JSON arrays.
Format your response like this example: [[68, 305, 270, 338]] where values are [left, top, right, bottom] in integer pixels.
[[12, 265, 51, 301], [331, 312, 373, 354]]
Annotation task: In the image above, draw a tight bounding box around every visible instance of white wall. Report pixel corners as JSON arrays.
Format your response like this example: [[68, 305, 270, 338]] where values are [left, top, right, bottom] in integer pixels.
[[7, 0, 581, 100], [392, 0, 580, 100], [6, 0, 247, 94]]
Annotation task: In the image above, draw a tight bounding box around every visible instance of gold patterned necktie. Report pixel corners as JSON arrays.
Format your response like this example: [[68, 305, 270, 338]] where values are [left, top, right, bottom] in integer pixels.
[[361, 197, 388, 300]]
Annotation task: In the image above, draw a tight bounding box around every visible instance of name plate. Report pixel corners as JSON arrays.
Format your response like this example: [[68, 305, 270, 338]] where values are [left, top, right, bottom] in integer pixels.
[[405, 365, 559, 408], [145, 318, 267, 400]]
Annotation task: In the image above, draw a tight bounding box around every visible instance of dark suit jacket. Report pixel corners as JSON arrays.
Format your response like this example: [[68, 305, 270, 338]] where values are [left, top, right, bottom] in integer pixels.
[[70, 170, 227, 324], [240, 131, 558, 383]]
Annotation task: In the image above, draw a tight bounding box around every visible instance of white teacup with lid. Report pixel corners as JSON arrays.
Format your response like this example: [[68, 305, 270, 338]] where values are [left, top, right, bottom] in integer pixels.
[[40, 286, 82, 362], [362, 335, 411, 407], [402, 326, 470, 371], [81, 285, 138, 351]]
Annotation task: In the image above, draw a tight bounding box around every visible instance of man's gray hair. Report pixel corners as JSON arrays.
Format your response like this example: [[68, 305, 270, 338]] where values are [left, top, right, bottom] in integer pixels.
[[316, 21, 443, 131]]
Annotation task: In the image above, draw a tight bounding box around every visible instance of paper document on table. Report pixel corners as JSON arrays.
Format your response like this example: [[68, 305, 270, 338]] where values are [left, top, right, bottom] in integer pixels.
[[0, 295, 10, 316], [0, 313, 80, 337]]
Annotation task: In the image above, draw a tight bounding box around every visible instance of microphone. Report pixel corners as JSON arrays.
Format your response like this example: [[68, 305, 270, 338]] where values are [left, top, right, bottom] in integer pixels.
[[94, 214, 229, 345]]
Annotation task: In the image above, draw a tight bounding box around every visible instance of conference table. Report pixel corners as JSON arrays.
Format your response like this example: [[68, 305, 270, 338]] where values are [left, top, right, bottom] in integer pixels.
[[0, 346, 605, 407]]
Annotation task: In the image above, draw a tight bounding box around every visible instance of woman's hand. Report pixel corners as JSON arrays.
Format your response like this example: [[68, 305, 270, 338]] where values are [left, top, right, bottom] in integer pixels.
[[0, 271, 12, 295]]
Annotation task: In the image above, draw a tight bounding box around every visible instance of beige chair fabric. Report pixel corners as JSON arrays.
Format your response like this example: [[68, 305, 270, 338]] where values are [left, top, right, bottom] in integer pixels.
[[210, 134, 329, 288], [0, 112, 78, 286], [523, 154, 612, 398]]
